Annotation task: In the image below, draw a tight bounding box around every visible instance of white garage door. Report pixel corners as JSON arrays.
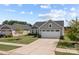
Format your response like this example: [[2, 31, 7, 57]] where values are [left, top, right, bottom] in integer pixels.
[[41, 30, 60, 38]]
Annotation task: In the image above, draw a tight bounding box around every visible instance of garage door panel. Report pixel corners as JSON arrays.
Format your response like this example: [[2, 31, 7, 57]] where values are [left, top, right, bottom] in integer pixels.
[[41, 30, 60, 38]]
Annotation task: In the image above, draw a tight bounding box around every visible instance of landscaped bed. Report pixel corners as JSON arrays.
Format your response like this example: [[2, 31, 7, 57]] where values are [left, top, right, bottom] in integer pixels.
[[57, 40, 77, 49], [56, 34, 79, 55], [57, 34, 79, 49], [56, 41, 79, 55], [0, 35, 38, 44], [0, 44, 20, 51], [55, 51, 78, 55]]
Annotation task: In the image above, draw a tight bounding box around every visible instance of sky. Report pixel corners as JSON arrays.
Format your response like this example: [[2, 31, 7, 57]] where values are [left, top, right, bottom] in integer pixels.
[[0, 4, 79, 26]]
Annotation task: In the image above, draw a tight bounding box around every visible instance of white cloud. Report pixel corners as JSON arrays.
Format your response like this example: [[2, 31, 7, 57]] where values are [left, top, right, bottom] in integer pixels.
[[33, 4, 38, 6], [18, 4, 23, 7], [40, 4, 51, 9], [61, 4, 65, 6], [20, 11, 33, 15], [64, 8, 68, 10], [20, 11, 25, 14], [69, 12, 77, 18], [29, 11, 33, 15], [4, 4, 10, 6], [70, 7, 76, 11], [5, 9, 16, 12], [38, 9, 66, 20]]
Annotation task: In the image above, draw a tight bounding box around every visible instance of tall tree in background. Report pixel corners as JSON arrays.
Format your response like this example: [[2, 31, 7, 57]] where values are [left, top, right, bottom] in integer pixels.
[[2, 20, 27, 25], [2, 20, 8, 24]]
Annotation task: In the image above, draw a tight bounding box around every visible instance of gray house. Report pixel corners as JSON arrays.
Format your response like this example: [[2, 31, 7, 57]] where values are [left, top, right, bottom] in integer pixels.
[[0, 23, 31, 36], [31, 20, 64, 38]]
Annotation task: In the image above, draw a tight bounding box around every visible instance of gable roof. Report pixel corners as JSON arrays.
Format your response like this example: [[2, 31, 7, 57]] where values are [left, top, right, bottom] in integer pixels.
[[0, 24, 12, 29], [33, 22, 46, 27], [0, 23, 31, 30], [32, 20, 64, 29], [55, 21, 64, 27]]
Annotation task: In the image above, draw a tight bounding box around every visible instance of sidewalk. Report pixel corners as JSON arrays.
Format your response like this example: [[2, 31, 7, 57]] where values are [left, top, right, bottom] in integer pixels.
[[0, 51, 9, 55], [56, 48, 79, 54], [0, 42, 26, 46]]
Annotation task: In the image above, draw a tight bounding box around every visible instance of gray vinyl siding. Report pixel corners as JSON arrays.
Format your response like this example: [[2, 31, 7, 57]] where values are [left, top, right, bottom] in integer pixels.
[[39, 21, 61, 30], [39, 21, 63, 36]]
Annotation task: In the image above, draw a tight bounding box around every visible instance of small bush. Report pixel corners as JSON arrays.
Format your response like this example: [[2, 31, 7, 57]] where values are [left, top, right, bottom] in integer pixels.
[[37, 34, 41, 38], [5, 35, 12, 38], [60, 36, 64, 40], [27, 33, 41, 38], [15, 38, 21, 40], [33, 34, 41, 38], [67, 32, 77, 41], [27, 33, 33, 36], [0, 35, 5, 38]]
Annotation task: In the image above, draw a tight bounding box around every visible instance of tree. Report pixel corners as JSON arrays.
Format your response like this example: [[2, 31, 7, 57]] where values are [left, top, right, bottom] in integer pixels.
[[2, 20, 27, 25], [67, 17, 79, 43], [2, 20, 9, 25]]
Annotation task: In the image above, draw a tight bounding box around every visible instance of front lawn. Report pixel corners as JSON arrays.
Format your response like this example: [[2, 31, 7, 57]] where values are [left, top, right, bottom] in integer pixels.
[[0, 35, 38, 44], [0, 44, 20, 51]]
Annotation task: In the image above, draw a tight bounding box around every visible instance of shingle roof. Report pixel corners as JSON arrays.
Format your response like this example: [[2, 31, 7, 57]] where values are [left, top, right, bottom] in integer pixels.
[[33, 22, 46, 27], [32, 20, 64, 28], [0, 23, 31, 30], [55, 21, 64, 27], [12, 23, 31, 30], [0, 24, 12, 29]]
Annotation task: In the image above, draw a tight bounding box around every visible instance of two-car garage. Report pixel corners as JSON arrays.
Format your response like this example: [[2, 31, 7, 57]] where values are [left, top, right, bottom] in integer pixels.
[[40, 29, 60, 38]]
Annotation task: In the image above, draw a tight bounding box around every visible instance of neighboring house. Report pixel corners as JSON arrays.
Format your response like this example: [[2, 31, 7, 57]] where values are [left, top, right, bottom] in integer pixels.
[[0, 24, 12, 36], [31, 20, 64, 38], [11, 23, 31, 36], [0, 23, 31, 36]]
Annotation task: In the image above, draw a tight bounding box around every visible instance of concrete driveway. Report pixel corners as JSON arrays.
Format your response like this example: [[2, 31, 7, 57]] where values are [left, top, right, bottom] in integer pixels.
[[8, 38, 59, 55]]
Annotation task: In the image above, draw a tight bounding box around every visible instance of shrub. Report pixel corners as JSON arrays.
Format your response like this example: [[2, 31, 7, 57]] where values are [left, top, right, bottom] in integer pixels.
[[37, 34, 41, 38], [33, 34, 41, 38], [15, 38, 21, 40], [34, 34, 37, 37], [5, 35, 12, 38], [67, 32, 77, 41], [27, 33, 41, 38], [60, 36, 64, 40]]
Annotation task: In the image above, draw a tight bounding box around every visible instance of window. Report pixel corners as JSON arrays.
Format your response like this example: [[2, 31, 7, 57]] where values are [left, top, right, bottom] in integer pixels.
[[51, 30, 54, 32], [47, 30, 50, 31], [43, 30, 45, 31], [48, 23, 52, 28], [56, 30, 59, 32]]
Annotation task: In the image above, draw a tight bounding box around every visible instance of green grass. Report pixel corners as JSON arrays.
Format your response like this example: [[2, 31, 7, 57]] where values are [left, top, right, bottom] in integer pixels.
[[0, 35, 38, 44], [55, 51, 78, 55], [58, 33, 77, 49], [57, 41, 75, 48], [0, 44, 20, 51]]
